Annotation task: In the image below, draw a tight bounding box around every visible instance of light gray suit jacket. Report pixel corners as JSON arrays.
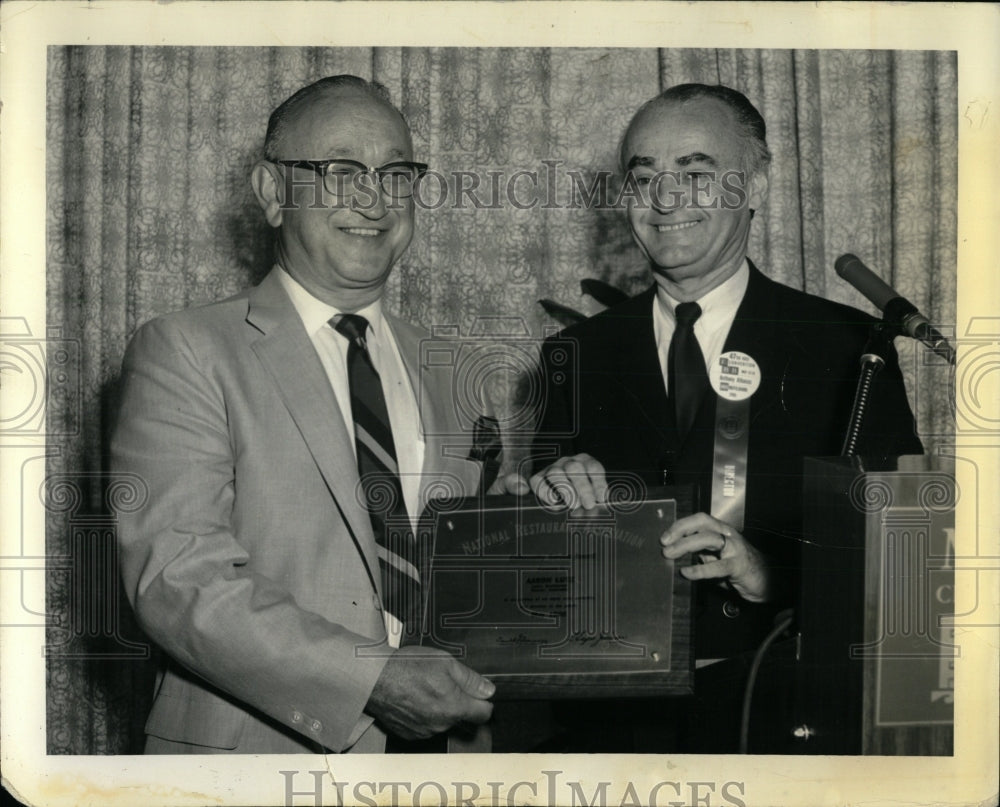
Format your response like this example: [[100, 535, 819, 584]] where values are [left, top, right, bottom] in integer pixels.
[[113, 269, 481, 753]]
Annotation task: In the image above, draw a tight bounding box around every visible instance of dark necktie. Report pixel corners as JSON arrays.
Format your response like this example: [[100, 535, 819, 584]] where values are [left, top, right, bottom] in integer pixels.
[[333, 314, 420, 633], [470, 415, 502, 493], [668, 301, 709, 439]]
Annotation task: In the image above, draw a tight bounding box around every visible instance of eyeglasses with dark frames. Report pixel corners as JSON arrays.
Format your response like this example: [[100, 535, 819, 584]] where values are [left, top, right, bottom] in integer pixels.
[[273, 159, 429, 199]]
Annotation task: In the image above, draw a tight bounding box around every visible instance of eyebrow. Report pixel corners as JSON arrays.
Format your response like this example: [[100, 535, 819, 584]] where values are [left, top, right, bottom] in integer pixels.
[[676, 152, 717, 167], [625, 156, 655, 171], [323, 147, 410, 162], [625, 152, 718, 170]]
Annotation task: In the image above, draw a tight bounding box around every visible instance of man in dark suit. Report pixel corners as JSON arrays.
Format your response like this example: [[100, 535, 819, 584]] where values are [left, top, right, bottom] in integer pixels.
[[113, 75, 496, 754], [528, 83, 923, 751]]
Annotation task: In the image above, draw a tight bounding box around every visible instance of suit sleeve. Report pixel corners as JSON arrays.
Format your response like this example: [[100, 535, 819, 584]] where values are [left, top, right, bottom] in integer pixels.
[[530, 334, 579, 474], [112, 317, 389, 752]]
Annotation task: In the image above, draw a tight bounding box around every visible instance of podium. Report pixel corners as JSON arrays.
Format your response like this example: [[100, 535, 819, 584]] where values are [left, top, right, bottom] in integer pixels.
[[794, 455, 954, 754]]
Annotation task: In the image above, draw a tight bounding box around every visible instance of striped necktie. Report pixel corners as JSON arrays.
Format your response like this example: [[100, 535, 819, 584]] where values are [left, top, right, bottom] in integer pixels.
[[333, 313, 421, 634]]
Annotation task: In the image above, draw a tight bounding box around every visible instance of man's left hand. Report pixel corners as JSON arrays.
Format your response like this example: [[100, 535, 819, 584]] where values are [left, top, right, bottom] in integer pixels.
[[659, 512, 771, 603]]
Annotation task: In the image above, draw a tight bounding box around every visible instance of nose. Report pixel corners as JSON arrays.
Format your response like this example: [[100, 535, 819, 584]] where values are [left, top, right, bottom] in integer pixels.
[[648, 172, 687, 214], [353, 170, 389, 219]]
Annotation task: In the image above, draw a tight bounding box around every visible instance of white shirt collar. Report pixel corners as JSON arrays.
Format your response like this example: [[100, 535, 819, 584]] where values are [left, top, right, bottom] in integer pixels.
[[275, 265, 386, 338], [654, 259, 750, 325]]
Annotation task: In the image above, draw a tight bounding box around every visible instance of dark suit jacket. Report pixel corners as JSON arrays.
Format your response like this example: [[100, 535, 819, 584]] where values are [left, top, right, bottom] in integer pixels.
[[534, 261, 923, 657], [113, 269, 482, 753]]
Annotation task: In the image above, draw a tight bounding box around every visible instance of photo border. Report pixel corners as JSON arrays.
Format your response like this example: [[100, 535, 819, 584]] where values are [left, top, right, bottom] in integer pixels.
[[2, 3, 997, 806]]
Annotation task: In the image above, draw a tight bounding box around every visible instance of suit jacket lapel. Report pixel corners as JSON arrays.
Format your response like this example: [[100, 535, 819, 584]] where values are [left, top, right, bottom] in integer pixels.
[[722, 260, 786, 423], [246, 270, 382, 597], [613, 287, 679, 468]]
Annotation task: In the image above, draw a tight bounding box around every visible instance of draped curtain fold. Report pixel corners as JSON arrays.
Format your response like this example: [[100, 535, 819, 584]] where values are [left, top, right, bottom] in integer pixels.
[[45, 46, 956, 754]]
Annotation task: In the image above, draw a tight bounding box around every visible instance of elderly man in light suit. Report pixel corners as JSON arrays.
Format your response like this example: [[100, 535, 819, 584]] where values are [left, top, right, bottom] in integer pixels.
[[113, 75, 496, 754]]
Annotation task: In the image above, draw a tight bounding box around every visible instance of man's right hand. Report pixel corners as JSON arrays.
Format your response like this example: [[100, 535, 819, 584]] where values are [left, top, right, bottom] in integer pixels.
[[527, 453, 609, 510], [365, 646, 495, 740]]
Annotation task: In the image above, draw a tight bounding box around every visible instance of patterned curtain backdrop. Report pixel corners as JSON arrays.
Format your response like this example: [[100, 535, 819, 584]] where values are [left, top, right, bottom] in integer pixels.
[[45, 46, 957, 754]]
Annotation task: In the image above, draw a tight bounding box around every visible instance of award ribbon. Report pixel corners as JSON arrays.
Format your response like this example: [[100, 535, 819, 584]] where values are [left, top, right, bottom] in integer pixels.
[[708, 351, 761, 532]]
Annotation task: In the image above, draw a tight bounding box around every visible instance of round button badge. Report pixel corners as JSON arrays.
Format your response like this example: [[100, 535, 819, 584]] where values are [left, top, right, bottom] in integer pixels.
[[710, 351, 761, 401]]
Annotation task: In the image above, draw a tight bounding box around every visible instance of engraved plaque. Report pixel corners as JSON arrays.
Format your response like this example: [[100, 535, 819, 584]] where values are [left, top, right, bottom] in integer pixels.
[[413, 489, 694, 698]]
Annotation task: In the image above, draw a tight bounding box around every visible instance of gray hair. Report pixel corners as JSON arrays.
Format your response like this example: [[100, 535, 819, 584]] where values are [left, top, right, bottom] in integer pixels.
[[621, 83, 772, 177]]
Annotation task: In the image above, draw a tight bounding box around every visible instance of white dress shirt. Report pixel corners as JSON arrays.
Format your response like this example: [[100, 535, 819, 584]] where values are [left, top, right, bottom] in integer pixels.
[[276, 267, 425, 528], [652, 260, 750, 398]]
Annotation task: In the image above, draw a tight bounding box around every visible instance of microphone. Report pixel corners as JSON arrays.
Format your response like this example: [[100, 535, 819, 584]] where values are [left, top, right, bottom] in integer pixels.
[[834, 253, 955, 365]]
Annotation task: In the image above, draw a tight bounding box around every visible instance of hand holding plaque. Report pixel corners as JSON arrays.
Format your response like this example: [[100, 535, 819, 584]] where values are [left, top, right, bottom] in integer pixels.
[[528, 454, 771, 602], [660, 512, 772, 603], [525, 452, 610, 510], [366, 645, 495, 740], [412, 471, 695, 699]]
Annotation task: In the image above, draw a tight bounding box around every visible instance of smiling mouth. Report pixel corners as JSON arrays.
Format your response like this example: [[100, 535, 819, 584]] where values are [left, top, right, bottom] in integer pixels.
[[340, 227, 383, 237], [655, 221, 699, 233]]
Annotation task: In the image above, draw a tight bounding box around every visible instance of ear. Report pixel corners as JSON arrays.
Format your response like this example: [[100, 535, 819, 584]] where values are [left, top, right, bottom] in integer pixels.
[[747, 170, 769, 212], [251, 161, 283, 228]]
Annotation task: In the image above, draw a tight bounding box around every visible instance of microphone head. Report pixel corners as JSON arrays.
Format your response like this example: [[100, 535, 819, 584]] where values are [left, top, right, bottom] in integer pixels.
[[833, 253, 898, 310], [834, 253, 862, 279]]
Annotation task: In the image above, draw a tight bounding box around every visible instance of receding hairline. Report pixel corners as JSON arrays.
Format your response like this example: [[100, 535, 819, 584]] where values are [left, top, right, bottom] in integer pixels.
[[264, 81, 411, 161], [619, 95, 745, 170]]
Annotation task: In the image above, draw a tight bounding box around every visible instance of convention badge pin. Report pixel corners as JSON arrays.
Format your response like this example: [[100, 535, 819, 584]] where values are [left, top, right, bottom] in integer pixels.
[[710, 351, 761, 401]]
